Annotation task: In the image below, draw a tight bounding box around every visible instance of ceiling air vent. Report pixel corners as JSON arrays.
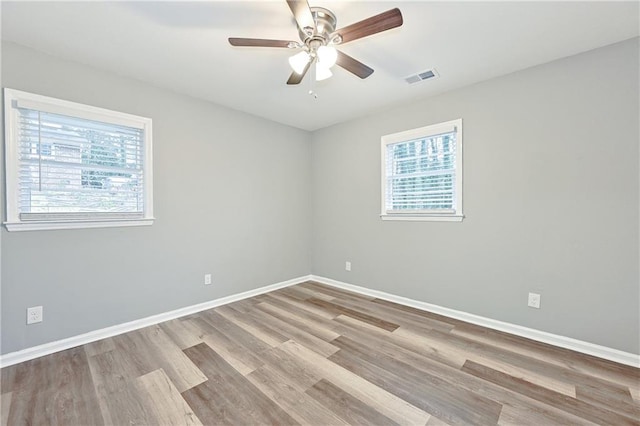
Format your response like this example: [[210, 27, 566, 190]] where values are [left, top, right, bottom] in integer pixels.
[[405, 68, 439, 85]]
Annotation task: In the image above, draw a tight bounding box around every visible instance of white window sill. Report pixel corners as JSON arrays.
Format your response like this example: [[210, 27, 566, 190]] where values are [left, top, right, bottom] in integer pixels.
[[4, 218, 154, 232], [380, 214, 464, 222]]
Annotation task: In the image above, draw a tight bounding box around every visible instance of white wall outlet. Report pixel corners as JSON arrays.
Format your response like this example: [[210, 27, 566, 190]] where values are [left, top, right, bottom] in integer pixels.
[[345, 261, 351, 272], [27, 306, 43, 324], [204, 274, 212, 285], [528, 292, 541, 309]]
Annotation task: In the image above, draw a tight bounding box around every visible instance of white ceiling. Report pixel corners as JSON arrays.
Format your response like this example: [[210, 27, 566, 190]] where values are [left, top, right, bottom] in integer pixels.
[[2, 1, 638, 131]]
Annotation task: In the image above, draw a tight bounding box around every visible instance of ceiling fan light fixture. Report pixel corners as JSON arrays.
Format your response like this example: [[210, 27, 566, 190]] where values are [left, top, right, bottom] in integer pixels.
[[317, 45, 337, 68], [289, 51, 310, 74], [316, 63, 333, 81], [230, 3, 403, 85]]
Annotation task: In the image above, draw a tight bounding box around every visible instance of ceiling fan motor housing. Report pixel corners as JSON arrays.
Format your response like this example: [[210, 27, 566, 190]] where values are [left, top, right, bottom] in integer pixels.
[[299, 7, 338, 50]]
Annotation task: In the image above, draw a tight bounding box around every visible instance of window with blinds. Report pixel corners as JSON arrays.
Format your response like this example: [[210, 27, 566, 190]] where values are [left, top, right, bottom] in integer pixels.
[[4, 88, 154, 231], [381, 119, 463, 222]]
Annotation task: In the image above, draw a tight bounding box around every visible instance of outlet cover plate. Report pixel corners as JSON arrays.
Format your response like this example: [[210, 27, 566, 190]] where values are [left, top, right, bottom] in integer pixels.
[[528, 292, 541, 309], [204, 274, 212, 285], [345, 261, 351, 272], [27, 306, 43, 324]]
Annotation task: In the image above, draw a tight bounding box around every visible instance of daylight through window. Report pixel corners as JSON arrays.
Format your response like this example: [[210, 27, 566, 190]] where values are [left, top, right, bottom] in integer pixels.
[[381, 119, 463, 221]]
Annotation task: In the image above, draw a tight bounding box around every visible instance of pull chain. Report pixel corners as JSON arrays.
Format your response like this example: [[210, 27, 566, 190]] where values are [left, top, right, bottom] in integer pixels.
[[308, 57, 318, 99]]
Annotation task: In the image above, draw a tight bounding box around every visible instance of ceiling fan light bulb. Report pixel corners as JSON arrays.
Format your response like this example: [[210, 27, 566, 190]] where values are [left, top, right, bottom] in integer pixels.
[[289, 51, 310, 74], [317, 45, 337, 68], [316, 63, 333, 81]]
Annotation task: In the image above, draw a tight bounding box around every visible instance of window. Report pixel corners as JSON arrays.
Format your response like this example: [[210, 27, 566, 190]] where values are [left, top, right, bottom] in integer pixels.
[[381, 119, 463, 221], [4, 88, 153, 231]]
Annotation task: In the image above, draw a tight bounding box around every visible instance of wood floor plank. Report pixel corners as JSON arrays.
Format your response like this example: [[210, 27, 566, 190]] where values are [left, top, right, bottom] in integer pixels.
[[215, 304, 290, 347], [307, 297, 400, 331], [462, 360, 640, 426], [370, 297, 462, 327], [335, 314, 467, 369], [427, 328, 631, 398], [83, 337, 116, 357], [1, 392, 12, 426], [87, 349, 156, 425], [330, 336, 503, 426], [224, 297, 261, 314], [138, 324, 208, 392], [259, 343, 324, 392], [266, 290, 339, 319], [417, 330, 578, 397], [306, 379, 400, 426], [262, 293, 344, 332], [256, 301, 342, 342], [132, 368, 202, 425], [182, 342, 298, 425], [278, 340, 432, 426], [110, 331, 156, 379], [5, 347, 104, 426], [332, 294, 456, 333], [108, 324, 208, 394], [188, 316, 265, 375], [247, 364, 350, 425], [426, 416, 453, 426], [202, 310, 273, 354], [243, 304, 341, 358], [0, 367, 16, 395], [575, 383, 640, 420], [452, 322, 640, 394], [158, 318, 204, 350], [280, 284, 336, 301], [497, 404, 597, 426], [300, 281, 376, 302]]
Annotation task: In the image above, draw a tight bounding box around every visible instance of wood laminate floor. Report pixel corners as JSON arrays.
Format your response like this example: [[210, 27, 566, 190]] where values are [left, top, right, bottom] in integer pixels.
[[1, 281, 639, 425]]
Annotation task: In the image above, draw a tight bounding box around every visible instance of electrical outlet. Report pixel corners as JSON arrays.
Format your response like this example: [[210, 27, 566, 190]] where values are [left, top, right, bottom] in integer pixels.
[[528, 292, 541, 309], [345, 261, 351, 272], [27, 306, 43, 324], [204, 274, 212, 285]]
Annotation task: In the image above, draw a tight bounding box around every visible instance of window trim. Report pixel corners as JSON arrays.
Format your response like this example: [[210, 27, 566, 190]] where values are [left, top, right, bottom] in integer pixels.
[[3, 88, 154, 231], [380, 119, 463, 222]]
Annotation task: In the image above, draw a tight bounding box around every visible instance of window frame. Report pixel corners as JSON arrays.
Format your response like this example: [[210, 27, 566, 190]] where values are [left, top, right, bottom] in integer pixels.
[[3, 88, 154, 231], [380, 118, 463, 222]]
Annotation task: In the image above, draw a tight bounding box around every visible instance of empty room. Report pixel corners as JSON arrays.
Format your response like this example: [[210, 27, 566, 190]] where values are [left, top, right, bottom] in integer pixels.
[[0, 1, 638, 425]]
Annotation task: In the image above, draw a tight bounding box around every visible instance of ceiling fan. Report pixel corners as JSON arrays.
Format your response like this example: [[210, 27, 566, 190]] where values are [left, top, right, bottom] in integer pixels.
[[229, 0, 403, 85]]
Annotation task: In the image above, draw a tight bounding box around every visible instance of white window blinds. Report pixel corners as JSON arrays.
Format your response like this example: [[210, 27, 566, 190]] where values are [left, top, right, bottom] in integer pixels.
[[384, 130, 457, 212], [16, 107, 145, 221], [381, 119, 463, 221]]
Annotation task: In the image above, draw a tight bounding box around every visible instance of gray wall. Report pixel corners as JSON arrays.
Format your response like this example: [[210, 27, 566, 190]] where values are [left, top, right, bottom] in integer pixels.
[[311, 38, 639, 354], [3, 38, 639, 357], [1, 42, 312, 354]]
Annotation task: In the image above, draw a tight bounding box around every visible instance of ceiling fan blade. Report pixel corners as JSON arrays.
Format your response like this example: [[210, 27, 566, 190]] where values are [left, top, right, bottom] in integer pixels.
[[286, 59, 312, 85], [286, 0, 315, 33], [336, 50, 374, 79], [228, 38, 296, 48], [332, 8, 403, 45]]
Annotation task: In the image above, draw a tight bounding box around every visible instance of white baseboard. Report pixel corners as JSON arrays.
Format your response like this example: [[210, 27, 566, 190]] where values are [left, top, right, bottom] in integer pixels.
[[0, 275, 311, 368], [310, 275, 640, 368]]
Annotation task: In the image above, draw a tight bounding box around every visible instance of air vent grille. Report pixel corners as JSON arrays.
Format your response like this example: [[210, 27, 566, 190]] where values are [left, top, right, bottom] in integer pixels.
[[405, 68, 439, 85]]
